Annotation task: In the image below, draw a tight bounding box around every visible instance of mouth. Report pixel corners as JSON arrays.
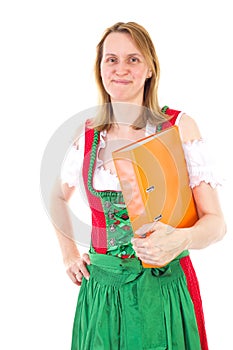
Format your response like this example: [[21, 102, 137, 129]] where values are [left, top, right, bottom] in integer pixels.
[[112, 79, 131, 85]]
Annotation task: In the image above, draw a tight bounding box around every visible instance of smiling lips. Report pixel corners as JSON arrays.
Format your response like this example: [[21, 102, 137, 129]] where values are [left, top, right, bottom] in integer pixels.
[[112, 79, 131, 85]]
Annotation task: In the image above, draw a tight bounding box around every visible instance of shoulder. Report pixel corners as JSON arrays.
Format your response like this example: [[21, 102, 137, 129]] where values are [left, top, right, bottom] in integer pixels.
[[73, 122, 86, 149], [176, 113, 202, 143]]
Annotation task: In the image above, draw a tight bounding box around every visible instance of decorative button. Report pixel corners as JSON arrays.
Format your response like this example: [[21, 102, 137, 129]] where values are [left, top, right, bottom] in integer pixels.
[[108, 212, 114, 219], [109, 238, 116, 246], [110, 224, 116, 232]]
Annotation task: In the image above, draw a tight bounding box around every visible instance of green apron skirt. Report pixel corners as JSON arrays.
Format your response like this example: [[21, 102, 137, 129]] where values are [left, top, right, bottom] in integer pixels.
[[71, 251, 202, 350]]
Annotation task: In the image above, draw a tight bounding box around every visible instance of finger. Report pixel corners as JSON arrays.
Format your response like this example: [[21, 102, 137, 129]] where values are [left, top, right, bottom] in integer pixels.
[[134, 224, 152, 236], [166, 225, 175, 234], [75, 271, 83, 283], [78, 258, 90, 280], [134, 221, 159, 236], [82, 253, 91, 265], [131, 237, 149, 248], [79, 265, 90, 280], [136, 251, 161, 265], [134, 246, 150, 254], [136, 249, 166, 266], [67, 269, 82, 285]]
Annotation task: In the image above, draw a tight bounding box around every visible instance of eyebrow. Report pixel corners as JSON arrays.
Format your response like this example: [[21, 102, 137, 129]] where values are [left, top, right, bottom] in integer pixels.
[[104, 53, 142, 57]]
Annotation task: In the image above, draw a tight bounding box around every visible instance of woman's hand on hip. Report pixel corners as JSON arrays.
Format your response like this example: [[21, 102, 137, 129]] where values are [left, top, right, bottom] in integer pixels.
[[65, 253, 91, 286]]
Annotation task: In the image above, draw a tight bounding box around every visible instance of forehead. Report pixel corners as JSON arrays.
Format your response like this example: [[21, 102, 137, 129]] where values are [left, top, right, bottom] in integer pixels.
[[102, 32, 142, 55]]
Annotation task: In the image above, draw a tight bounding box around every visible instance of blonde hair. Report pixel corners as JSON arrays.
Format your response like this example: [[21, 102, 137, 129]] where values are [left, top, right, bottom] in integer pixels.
[[91, 21, 168, 131]]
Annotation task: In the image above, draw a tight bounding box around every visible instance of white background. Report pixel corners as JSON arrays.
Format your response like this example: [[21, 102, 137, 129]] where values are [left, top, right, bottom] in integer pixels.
[[1, 0, 232, 349]]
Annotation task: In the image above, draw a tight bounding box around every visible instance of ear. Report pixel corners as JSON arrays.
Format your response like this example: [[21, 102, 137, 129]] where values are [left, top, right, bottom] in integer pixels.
[[147, 70, 152, 78]]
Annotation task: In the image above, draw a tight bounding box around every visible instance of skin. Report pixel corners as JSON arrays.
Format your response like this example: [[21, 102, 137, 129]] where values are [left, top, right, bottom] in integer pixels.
[[51, 32, 226, 285], [100, 32, 152, 105]]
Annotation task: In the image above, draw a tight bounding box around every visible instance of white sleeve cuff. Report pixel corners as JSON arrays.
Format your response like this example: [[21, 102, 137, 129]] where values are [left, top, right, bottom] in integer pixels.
[[182, 139, 224, 189], [60, 133, 85, 187]]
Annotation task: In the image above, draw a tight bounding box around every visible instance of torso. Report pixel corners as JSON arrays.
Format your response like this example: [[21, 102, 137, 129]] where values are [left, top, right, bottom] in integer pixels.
[[98, 125, 146, 175]]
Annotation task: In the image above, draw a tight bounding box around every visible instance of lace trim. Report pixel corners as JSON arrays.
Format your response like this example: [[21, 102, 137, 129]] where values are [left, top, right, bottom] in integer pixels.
[[182, 139, 223, 188], [60, 145, 82, 187], [87, 129, 123, 198]]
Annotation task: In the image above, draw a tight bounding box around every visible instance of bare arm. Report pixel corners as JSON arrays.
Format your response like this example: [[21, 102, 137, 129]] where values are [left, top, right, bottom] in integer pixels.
[[177, 114, 226, 248], [132, 114, 227, 266], [187, 181, 226, 249], [50, 179, 90, 285]]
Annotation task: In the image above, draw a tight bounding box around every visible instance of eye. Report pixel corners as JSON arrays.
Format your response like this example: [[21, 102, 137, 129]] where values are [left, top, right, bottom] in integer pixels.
[[106, 57, 118, 63], [129, 56, 139, 63]]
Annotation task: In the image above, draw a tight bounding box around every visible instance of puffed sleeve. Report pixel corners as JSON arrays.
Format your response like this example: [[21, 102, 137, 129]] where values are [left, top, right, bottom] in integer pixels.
[[182, 139, 224, 189], [60, 134, 84, 187]]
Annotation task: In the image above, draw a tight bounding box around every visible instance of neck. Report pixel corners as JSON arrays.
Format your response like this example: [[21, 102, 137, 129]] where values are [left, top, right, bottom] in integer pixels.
[[111, 102, 143, 127]]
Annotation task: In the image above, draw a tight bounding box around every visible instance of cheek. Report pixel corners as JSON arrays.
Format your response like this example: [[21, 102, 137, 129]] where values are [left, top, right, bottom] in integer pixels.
[[100, 72, 108, 90], [100, 70, 111, 93], [133, 67, 148, 81], [100, 65, 110, 82]]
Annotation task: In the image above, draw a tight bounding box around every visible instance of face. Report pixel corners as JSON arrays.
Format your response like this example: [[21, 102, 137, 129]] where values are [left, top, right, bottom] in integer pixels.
[[100, 32, 152, 105]]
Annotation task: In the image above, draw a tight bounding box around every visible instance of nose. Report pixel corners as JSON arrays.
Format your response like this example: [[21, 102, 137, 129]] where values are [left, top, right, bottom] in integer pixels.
[[115, 61, 129, 76]]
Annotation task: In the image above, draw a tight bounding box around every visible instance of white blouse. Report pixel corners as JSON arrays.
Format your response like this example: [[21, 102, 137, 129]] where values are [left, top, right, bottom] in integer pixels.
[[61, 113, 222, 190]]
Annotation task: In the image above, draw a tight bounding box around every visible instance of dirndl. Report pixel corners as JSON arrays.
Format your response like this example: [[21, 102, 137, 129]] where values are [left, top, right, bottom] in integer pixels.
[[71, 251, 202, 350]]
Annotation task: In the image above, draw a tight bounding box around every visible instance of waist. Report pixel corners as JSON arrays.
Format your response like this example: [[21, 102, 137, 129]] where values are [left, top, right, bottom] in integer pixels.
[[87, 250, 189, 287], [89, 250, 189, 273]]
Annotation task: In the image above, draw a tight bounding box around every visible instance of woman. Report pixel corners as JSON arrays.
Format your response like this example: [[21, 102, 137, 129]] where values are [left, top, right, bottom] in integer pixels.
[[51, 22, 226, 349]]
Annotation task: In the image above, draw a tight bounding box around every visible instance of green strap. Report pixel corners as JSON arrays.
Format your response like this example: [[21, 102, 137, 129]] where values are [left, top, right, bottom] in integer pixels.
[[161, 105, 169, 113]]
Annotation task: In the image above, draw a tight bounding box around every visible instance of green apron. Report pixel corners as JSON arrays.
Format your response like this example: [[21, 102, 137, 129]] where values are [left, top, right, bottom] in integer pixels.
[[71, 251, 201, 350]]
